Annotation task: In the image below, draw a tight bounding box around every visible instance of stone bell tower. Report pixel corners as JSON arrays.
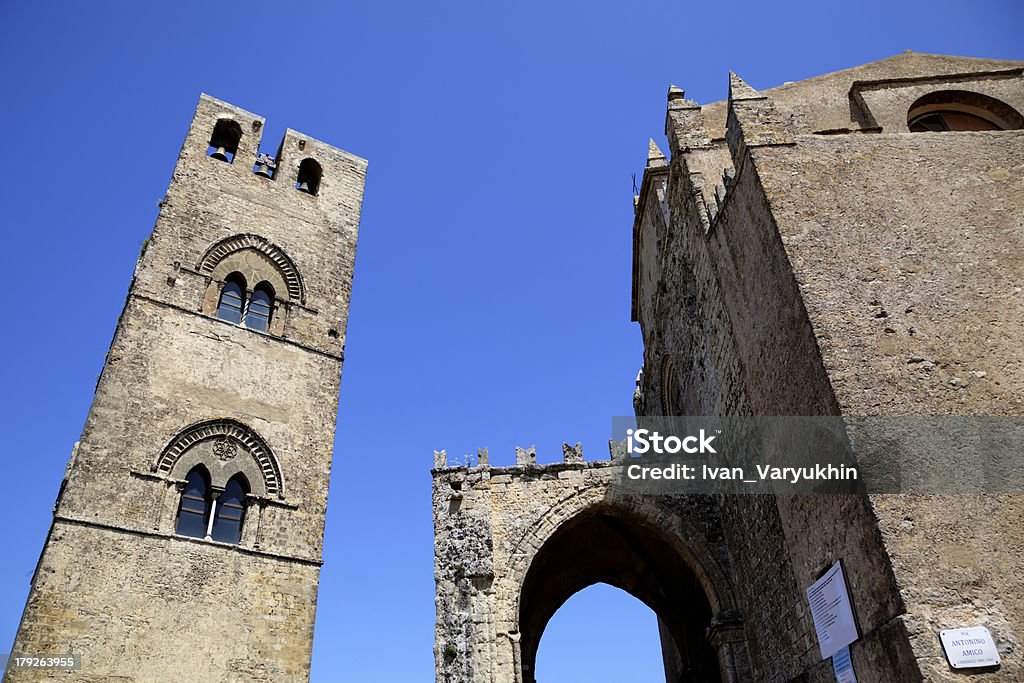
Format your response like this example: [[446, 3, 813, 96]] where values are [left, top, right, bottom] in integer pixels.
[[6, 94, 366, 681]]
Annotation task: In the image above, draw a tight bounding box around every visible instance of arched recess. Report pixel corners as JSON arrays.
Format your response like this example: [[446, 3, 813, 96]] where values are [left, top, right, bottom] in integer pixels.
[[651, 255, 708, 417], [154, 418, 284, 498], [509, 495, 744, 683], [198, 234, 305, 304], [907, 89, 1024, 131]]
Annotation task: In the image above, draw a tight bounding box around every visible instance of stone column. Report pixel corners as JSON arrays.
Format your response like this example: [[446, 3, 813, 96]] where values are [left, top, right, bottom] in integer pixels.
[[707, 615, 753, 683]]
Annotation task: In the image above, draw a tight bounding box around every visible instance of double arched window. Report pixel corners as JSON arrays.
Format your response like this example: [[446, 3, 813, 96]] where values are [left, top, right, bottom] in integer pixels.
[[198, 235, 305, 337], [175, 466, 249, 545], [215, 272, 276, 332]]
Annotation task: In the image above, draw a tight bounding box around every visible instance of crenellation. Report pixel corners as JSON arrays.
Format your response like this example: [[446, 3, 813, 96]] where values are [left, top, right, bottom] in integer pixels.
[[560, 441, 583, 463], [607, 438, 628, 461], [433, 449, 448, 469], [665, 85, 711, 153], [514, 444, 536, 466], [724, 72, 796, 172]]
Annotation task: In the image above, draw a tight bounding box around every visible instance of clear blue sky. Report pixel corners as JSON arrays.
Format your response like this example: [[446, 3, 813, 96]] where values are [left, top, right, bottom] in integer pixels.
[[1, 1, 1020, 681]]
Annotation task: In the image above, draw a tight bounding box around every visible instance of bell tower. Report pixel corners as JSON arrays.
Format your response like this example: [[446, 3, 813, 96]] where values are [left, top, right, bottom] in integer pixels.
[[6, 94, 366, 681]]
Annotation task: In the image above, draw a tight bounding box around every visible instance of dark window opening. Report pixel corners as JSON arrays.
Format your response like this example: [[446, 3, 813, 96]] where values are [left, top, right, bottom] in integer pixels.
[[296, 158, 322, 195], [216, 273, 247, 324], [909, 110, 1002, 132], [211, 476, 248, 544], [244, 283, 274, 332], [176, 467, 211, 538], [208, 119, 243, 163]]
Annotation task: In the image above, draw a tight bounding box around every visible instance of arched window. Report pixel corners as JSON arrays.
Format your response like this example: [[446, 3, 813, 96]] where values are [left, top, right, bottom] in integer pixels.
[[909, 111, 1001, 132], [216, 273, 246, 324], [296, 158, 322, 195], [244, 282, 274, 332], [211, 475, 248, 544], [208, 119, 243, 163], [907, 90, 1023, 133], [176, 467, 210, 538]]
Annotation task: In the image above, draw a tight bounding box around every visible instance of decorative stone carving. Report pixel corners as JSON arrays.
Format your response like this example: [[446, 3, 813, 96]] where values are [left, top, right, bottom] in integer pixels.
[[154, 418, 284, 498], [213, 438, 237, 462], [197, 233, 305, 303]]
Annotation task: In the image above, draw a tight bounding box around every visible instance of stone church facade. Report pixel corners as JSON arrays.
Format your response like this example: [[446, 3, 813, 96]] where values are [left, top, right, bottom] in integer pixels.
[[5, 95, 366, 681], [432, 53, 1024, 682]]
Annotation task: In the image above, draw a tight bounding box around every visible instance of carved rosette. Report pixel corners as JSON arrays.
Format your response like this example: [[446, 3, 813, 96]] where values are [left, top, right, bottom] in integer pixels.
[[213, 438, 237, 462]]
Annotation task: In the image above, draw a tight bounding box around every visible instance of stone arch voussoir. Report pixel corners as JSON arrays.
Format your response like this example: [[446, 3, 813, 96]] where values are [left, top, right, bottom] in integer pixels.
[[506, 486, 736, 620], [198, 233, 306, 303], [154, 418, 284, 498]]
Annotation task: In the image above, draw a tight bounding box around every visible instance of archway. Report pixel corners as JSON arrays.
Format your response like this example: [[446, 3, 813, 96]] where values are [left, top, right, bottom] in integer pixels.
[[535, 583, 665, 681], [517, 502, 723, 683]]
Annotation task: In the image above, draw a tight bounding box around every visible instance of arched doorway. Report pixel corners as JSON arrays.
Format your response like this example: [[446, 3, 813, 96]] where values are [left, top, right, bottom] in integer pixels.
[[517, 503, 723, 683], [535, 583, 665, 681]]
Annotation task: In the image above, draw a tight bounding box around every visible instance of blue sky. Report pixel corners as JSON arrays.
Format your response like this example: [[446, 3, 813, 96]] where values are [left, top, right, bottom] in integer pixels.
[[0, 1, 1021, 680]]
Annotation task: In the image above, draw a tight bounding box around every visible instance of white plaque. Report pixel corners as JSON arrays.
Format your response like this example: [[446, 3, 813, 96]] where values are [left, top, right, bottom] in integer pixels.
[[832, 645, 857, 683], [806, 560, 859, 660], [939, 626, 1000, 669]]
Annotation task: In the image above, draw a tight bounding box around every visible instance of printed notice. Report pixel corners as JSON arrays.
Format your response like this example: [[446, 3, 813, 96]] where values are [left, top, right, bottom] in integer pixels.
[[832, 645, 857, 683], [806, 560, 859, 660]]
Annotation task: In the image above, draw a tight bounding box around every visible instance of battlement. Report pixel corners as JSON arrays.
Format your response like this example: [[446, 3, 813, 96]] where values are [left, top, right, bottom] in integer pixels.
[[176, 94, 367, 204], [431, 439, 628, 472]]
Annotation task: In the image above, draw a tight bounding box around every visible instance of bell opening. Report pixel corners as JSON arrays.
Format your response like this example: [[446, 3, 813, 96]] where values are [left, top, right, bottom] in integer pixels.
[[207, 118, 243, 164], [295, 157, 322, 196], [253, 153, 277, 179]]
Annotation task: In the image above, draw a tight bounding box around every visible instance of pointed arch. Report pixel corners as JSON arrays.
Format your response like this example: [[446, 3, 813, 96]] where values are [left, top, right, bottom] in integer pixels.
[[198, 234, 305, 303], [154, 418, 284, 498], [216, 272, 246, 323], [211, 474, 249, 544], [175, 465, 211, 538], [504, 490, 742, 682]]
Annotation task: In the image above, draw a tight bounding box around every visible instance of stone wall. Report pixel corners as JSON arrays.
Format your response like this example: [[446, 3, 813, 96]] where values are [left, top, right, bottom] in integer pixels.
[[755, 130, 1024, 681], [12, 523, 319, 682], [642, 56, 1023, 682], [433, 53, 1023, 683]]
